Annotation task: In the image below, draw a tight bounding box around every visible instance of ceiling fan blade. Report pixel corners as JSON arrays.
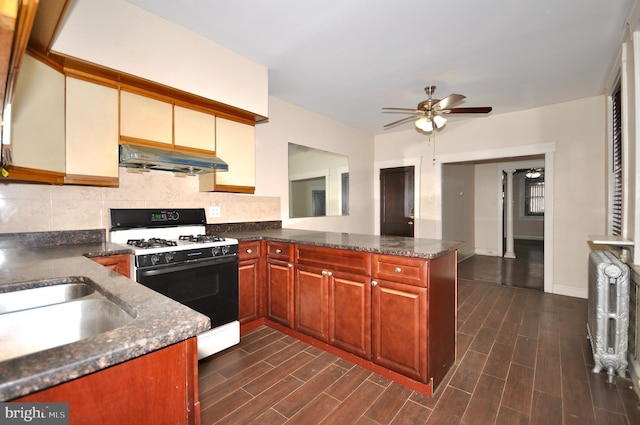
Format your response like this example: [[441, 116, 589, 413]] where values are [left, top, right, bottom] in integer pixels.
[[383, 115, 418, 128], [382, 107, 418, 112], [442, 106, 493, 114], [434, 94, 465, 110]]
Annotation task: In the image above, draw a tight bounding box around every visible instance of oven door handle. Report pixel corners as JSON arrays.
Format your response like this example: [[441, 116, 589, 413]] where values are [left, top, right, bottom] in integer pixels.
[[137, 256, 238, 278]]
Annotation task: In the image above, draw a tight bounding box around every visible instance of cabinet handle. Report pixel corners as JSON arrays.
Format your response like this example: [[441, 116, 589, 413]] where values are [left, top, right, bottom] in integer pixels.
[[276, 248, 282, 254], [394, 267, 402, 273], [371, 280, 378, 287], [246, 248, 253, 254]]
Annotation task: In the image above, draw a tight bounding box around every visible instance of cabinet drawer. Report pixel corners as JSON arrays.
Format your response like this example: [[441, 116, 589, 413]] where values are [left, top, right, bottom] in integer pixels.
[[239, 240, 262, 260], [372, 254, 429, 287], [267, 241, 292, 261], [295, 245, 371, 276]]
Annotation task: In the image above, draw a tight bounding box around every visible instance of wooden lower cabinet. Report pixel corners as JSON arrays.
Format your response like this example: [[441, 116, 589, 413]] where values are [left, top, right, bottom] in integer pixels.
[[14, 338, 200, 425], [329, 270, 371, 359], [294, 264, 329, 342], [266, 258, 294, 328], [90, 254, 131, 278], [238, 241, 263, 324], [371, 279, 427, 382]]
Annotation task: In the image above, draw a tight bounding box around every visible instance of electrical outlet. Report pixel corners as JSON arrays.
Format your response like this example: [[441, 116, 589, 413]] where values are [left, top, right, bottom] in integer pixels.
[[209, 206, 221, 218]]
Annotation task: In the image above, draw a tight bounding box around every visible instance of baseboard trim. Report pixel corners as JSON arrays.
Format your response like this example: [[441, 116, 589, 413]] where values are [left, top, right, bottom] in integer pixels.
[[553, 284, 588, 299]]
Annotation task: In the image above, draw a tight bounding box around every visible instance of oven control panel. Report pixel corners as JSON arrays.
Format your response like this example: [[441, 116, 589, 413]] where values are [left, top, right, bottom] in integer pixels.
[[136, 244, 239, 268]]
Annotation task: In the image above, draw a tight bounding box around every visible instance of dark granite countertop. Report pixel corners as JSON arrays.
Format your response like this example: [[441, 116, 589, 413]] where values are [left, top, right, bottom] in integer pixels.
[[219, 229, 462, 259], [0, 242, 210, 401]]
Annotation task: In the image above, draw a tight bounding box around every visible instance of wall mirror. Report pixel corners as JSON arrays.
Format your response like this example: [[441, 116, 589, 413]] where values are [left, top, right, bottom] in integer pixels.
[[288, 143, 349, 217]]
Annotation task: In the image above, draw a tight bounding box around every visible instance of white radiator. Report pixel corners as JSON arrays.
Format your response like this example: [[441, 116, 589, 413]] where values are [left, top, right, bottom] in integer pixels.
[[587, 250, 630, 383]]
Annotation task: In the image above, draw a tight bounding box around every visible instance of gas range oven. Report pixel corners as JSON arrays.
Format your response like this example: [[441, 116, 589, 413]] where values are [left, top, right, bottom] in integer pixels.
[[109, 208, 239, 359]]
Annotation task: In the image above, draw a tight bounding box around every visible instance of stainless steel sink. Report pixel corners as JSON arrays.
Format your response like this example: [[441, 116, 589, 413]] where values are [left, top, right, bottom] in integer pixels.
[[0, 283, 95, 314], [0, 298, 135, 362]]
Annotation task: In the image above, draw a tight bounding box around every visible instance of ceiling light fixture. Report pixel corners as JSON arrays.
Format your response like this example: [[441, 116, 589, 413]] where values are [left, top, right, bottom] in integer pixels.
[[415, 111, 447, 133], [525, 168, 542, 179]]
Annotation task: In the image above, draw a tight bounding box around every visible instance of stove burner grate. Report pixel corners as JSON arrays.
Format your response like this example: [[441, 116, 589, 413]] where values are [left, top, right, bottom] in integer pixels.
[[179, 234, 226, 243], [126, 238, 178, 249]]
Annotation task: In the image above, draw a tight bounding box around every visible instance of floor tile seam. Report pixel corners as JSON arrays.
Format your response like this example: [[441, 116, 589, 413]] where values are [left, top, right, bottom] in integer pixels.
[[289, 353, 338, 383], [206, 387, 256, 425], [447, 350, 489, 396], [241, 373, 306, 399]]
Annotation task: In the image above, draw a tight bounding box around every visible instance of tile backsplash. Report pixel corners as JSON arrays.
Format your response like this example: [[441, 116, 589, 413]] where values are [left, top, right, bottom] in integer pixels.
[[0, 169, 280, 233]]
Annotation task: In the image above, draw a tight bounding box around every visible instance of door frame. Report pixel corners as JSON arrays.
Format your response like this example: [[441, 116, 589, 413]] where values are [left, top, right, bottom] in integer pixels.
[[436, 142, 555, 294], [374, 157, 422, 236]]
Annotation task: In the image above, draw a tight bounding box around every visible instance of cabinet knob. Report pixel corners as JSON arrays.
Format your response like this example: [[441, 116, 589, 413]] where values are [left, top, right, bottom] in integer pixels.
[[276, 248, 282, 254], [371, 280, 378, 287], [394, 267, 402, 273], [287, 263, 293, 268], [322, 270, 328, 276], [246, 248, 253, 254], [327, 271, 333, 277]]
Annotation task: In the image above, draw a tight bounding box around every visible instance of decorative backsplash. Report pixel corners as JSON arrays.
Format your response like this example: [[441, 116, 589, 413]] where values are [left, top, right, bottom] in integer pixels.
[[0, 169, 280, 233]]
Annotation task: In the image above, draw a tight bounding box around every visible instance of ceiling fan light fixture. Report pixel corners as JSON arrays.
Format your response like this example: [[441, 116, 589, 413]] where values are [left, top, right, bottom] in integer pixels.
[[415, 116, 433, 132], [526, 168, 542, 179], [433, 114, 447, 129]]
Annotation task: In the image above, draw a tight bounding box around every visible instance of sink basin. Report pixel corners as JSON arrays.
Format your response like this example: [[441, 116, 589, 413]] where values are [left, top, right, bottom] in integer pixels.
[[0, 283, 95, 314], [0, 298, 134, 362]]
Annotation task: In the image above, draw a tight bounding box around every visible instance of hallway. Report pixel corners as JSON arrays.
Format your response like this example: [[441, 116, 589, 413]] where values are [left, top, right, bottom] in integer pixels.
[[458, 239, 544, 291]]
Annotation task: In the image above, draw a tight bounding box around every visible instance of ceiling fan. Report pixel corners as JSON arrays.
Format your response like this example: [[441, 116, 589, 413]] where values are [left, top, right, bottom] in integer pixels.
[[382, 85, 492, 132]]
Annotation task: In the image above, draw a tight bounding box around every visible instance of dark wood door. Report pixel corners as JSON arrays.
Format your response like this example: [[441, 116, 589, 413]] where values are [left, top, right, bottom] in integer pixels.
[[380, 166, 415, 237]]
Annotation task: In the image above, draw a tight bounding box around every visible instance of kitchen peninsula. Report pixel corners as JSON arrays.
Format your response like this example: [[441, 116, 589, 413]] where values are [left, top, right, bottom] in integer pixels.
[[214, 227, 460, 396]]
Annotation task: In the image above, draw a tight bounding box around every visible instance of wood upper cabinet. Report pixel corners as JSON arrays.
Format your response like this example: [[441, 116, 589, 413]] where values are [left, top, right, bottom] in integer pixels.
[[120, 90, 173, 146], [199, 117, 255, 194], [174, 105, 216, 152], [65, 76, 119, 185], [238, 240, 263, 324], [90, 254, 131, 278], [7, 53, 65, 181], [266, 242, 294, 328], [14, 338, 201, 425]]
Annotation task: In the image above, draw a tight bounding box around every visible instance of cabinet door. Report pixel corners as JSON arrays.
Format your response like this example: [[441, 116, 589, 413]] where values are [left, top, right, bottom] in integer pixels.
[[372, 279, 428, 382], [266, 258, 294, 328], [199, 117, 255, 193], [66, 77, 119, 183], [120, 90, 173, 145], [239, 257, 261, 324], [174, 105, 215, 152], [9, 54, 65, 174], [294, 264, 329, 342], [90, 254, 131, 278], [329, 270, 371, 359]]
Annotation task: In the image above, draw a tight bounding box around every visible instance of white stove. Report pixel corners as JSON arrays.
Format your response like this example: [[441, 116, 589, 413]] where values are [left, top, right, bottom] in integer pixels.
[[109, 208, 240, 359]]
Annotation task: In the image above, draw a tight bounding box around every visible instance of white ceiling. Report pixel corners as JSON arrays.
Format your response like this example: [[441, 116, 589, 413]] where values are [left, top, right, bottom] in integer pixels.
[[127, 0, 634, 135]]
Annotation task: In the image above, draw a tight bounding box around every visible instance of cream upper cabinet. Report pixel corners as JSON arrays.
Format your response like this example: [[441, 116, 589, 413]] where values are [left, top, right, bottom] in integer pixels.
[[9, 54, 65, 173], [174, 106, 215, 152], [200, 117, 255, 193], [65, 77, 119, 182], [120, 90, 172, 145]]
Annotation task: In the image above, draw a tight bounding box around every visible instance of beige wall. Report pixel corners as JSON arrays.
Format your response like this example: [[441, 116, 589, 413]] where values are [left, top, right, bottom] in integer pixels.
[[441, 163, 475, 260], [375, 95, 606, 297], [254, 97, 375, 234]]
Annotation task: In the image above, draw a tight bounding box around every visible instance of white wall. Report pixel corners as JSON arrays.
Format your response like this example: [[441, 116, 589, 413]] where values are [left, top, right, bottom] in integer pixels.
[[255, 96, 375, 234], [375, 95, 606, 297], [441, 163, 475, 260], [52, 0, 268, 117], [475, 163, 501, 255]]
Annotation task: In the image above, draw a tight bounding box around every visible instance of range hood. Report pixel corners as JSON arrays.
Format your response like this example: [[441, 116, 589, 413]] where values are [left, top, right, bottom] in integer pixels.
[[119, 144, 228, 175]]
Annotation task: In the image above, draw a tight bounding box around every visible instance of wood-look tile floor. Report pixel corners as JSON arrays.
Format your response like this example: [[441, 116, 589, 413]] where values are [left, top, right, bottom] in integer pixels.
[[199, 283, 640, 424], [458, 240, 544, 291]]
